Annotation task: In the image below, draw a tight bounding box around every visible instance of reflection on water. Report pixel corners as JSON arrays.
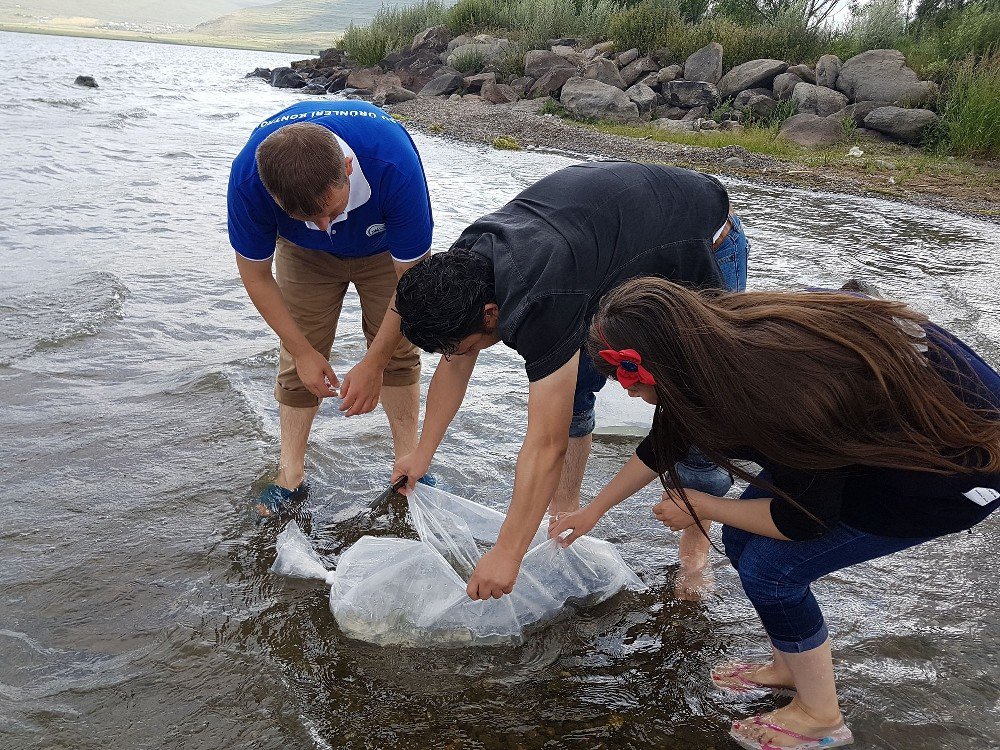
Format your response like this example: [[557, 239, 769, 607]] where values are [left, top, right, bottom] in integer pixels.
[[0, 30, 998, 750]]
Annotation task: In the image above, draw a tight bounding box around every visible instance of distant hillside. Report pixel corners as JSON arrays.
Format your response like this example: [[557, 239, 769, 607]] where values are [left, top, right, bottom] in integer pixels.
[[0, 0, 274, 29], [0, 0, 408, 52], [192, 0, 398, 51]]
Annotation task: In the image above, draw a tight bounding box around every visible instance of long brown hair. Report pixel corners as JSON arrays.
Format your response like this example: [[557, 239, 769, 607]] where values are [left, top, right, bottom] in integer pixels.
[[589, 278, 1000, 527]]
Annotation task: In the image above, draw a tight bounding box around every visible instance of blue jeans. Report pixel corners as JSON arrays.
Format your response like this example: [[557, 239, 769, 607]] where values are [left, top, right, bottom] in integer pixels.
[[722, 474, 933, 653], [569, 215, 749, 461]]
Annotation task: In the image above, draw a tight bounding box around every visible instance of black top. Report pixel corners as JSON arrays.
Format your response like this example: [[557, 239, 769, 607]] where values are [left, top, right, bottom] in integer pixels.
[[636, 324, 1000, 540], [450, 161, 729, 382]]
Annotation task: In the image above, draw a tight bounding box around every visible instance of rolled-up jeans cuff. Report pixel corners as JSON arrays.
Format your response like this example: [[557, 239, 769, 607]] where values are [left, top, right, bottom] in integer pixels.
[[769, 621, 829, 654], [569, 409, 596, 438]]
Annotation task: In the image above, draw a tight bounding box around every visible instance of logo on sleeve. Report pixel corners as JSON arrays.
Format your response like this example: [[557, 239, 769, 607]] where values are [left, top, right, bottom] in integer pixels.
[[366, 223, 386, 237]]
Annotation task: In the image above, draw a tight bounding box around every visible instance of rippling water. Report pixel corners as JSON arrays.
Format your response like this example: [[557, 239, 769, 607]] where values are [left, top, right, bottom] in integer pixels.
[[1, 31, 998, 750]]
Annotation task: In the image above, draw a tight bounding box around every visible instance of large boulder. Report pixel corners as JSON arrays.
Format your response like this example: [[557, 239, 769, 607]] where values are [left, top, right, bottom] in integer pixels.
[[615, 48, 640, 68], [733, 88, 773, 107], [791, 82, 850, 117], [446, 34, 474, 54], [778, 113, 846, 147], [551, 45, 587, 67], [524, 50, 576, 80], [741, 94, 777, 120], [664, 80, 720, 108], [620, 56, 659, 87], [827, 100, 893, 127], [863, 106, 938, 144], [481, 81, 519, 104], [560, 77, 640, 123], [657, 65, 683, 85], [411, 25, 452, 53], [815, 54, 841, 88], [373, 85, 418, 105], [463, 72, 496, 93], [582, 41, 615, 59], [391, 46, 461, 91], [682, 105, 710, 121], [718, 59, 788, 99], [325, 71, 350, 92], [419, 72, 464, 97], [772, 72, 804, 101], [346, 67, 381, 90], [584, 58, 627, 89], [836, 49, 937, 106], [786, 64, 816, 84], [529, 68, 576, 98], [626, 83, 658, 117], [684, 43, 723, 85], [270, 67, 306, 88], [509, 76, 535, 96]]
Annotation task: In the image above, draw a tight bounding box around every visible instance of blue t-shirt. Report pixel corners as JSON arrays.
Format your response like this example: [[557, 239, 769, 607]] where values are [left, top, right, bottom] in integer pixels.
[[227, 101, 433, 262]]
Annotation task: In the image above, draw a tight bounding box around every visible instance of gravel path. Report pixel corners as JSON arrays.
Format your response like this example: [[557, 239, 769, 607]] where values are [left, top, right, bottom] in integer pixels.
[[387, 96, 999, 223]]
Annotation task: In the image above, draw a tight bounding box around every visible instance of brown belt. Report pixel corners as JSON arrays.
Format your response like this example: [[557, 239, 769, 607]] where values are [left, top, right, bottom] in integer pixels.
[[711, 216, 733, 250]]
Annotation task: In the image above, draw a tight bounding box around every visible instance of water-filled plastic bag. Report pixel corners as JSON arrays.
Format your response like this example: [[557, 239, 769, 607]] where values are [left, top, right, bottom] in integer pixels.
[[269, 484, 646, 646]]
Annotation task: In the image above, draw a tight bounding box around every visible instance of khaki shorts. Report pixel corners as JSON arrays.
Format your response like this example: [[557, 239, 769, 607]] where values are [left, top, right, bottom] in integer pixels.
[[273, 237, 421, 408]]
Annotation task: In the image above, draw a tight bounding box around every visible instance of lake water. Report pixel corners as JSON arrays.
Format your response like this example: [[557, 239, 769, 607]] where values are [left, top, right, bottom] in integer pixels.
[[0, 30, 997, 750]]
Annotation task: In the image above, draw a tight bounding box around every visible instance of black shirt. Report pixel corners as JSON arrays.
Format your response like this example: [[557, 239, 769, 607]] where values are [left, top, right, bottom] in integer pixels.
[[636, 325, 1000, 540], [450, 161, 729, 382]]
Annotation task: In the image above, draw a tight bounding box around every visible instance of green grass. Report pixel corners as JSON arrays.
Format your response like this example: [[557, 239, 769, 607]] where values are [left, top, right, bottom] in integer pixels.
[[450, 46, 489, 74], [492, 135, 523, 150], [932, 50, 1000, 158]]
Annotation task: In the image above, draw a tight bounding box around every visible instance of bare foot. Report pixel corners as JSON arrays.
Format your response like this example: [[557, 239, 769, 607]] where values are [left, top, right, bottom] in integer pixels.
[[731, 702, 850, 749], [674, 564, 715, 601]]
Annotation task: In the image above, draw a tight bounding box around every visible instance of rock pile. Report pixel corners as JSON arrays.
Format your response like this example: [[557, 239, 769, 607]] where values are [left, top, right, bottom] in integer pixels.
[[253, 26, 942, 148]]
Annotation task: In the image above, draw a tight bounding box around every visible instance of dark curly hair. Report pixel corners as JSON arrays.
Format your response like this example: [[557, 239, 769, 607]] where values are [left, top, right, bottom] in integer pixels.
[[395, 249, 496, 355]]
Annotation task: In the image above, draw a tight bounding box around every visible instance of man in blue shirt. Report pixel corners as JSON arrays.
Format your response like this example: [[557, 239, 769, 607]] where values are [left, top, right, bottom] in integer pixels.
[[228, 101, 433, 519]]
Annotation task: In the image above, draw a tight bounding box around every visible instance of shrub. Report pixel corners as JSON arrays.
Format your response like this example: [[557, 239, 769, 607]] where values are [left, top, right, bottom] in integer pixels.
[[933, 50, 1000, 157], [340, 22, 396, 66], [340, 1, 451, 65], [451, 46, 489, 74]]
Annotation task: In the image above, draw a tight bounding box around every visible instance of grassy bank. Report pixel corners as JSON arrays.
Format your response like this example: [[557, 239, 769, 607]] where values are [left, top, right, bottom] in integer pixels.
[[340, 0, 1000, 159]]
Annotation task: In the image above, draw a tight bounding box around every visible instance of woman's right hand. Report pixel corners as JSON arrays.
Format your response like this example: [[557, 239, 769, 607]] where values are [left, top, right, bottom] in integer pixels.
[[392, 450, 431, 496], [548, 506, 601, 547]]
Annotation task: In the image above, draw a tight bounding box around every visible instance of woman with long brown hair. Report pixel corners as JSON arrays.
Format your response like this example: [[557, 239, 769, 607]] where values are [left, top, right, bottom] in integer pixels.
[[549, 278, 1000, 750]]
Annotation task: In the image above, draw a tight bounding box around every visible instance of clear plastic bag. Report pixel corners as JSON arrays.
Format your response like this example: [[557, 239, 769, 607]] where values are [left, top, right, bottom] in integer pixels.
[[270, 484, 646, 647]]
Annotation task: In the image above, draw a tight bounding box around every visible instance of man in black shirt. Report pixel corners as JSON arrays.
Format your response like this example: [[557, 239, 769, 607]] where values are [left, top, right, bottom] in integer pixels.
[[393, 161, 748, 600]]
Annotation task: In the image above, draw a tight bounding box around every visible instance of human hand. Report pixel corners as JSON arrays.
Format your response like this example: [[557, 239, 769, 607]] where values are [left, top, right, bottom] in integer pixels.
[[652, 488, 704, 532], [391, 450, 431, 496], [466, 546, 522, 600], [294, 348, 340, 400], [339, 358, 382, 416], [548, 506, 601, 547]]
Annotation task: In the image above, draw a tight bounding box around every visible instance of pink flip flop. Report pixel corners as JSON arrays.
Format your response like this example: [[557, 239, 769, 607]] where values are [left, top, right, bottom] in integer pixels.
[[710, 661, 797, 697], [729, 713, 854, 750]]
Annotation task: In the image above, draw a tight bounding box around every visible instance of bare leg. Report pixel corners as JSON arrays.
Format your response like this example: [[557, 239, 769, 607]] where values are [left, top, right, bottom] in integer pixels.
[[549, 434, 592, 515], [674, 523, 716, 600], [380, 382, 420, 460], [734, 639, 845, 747], [274, 403, 319, 490]]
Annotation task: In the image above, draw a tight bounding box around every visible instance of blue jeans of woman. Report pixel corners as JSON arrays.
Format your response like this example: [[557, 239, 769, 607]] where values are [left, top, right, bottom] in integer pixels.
[[569, 216, 750, 496], [723, 474, 934, 653]]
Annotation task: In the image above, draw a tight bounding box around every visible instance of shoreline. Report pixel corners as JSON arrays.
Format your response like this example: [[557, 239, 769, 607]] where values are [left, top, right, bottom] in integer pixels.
[[386, 97, 1000, 223], [0, 24, 327, 55]]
